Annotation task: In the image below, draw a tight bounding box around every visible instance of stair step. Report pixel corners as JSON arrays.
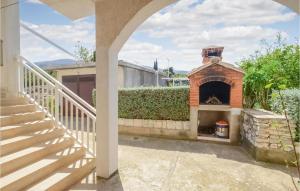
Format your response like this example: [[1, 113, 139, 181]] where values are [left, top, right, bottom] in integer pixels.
[[0, 88, 8, 99], [28, 157, 95, 191], [0, 146, 86, 191], [69, 169, 97, 191], [0, 87, 7, 92], [0, 118, 53, 140], [0, 92, 7, 99], [0, 111, 45, 127], [0, 136, 73, 165], [0, 104, 36, 115], [0, 127, 65, 157], [0, 90, 95, 189], [0, 137, 75, 177], [0, 97, 27, 106]]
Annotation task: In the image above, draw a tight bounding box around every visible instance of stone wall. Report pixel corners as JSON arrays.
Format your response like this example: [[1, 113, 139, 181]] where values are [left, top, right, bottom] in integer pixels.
[[118, 118, 192, 139], [241, 109, 298, 165]]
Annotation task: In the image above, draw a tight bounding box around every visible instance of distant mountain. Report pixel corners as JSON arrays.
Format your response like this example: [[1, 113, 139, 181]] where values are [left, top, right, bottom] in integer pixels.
[[35, 59, 76, 70]]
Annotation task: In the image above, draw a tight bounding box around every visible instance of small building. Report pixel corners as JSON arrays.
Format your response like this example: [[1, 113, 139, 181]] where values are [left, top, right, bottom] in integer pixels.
[[41, 60, 167, 104]]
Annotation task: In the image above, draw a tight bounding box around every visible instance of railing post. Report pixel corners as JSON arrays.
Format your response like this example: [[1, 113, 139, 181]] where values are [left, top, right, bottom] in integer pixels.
[[54, 82, 60, 127], [15, 57, 96, 156]]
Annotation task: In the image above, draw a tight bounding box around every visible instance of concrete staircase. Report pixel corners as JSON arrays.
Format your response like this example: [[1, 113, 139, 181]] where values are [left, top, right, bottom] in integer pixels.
[[0, 90, 96, 191]]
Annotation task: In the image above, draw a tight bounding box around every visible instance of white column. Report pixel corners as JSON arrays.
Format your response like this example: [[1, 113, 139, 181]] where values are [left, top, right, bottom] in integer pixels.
[[0, 0, 2, 67], [95, 46, 118, 178], [0, 0, 20, 95], [94, 0, 177, 179]]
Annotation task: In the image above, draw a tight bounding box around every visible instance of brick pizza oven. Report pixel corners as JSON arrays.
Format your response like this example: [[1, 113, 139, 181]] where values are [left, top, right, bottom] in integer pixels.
[[188, 46, 244, 143]]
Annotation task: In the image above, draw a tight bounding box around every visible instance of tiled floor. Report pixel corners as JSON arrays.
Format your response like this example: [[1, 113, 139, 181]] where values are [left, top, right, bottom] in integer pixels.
[[71, 135, 299, 191]]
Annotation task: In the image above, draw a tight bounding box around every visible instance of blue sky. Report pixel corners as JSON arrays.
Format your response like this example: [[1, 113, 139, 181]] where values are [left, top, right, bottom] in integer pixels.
[[20, 0, 299, 71]]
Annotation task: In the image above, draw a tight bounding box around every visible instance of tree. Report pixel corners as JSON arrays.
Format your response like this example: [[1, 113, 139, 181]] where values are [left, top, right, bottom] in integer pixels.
[[91, 50, 96, 62], [163, 67, 175, 78], [153, 59, 158, 71], [74, 42, 95, 63], [240, 34, 299, 109]]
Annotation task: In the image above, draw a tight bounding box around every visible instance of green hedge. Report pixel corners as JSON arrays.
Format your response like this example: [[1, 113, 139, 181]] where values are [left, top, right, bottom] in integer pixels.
[[271, 89, 300, 141], [92, 87, 190, 121]]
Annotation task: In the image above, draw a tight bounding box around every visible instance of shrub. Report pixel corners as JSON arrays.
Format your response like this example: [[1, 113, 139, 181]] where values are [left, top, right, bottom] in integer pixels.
[[241, 35, 299, 109], [271, 89, 300, 141], [92, 87, 190, 121]]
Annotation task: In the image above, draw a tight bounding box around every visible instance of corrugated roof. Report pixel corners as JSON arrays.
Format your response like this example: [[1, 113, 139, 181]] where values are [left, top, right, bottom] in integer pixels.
[[43, 60, 166, 76]]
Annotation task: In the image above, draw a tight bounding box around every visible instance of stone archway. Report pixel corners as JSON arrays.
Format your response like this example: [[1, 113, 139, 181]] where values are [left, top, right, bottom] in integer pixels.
[[94, 0, 299, 178], [110, 0, 177, 53], [94, 0, 178, 178], [109, 0, 299, 52]]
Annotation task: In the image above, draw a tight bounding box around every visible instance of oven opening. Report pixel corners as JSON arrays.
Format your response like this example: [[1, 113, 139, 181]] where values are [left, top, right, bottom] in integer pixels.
[[199, 81, 230, 105]]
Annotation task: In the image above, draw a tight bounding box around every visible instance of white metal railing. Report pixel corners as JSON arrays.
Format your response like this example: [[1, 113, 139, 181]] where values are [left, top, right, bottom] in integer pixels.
[[18, 56, 96, 156]]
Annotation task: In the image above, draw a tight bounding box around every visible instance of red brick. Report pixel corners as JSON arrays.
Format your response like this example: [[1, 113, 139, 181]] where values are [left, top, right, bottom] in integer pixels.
[[188, 62, 243, 108]]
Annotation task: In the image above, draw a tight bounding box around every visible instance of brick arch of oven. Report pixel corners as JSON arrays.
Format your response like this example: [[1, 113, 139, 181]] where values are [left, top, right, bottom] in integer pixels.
[[197, 76, 234, 105], [196, 76, 234, 87], [190, 76, 238, 107]]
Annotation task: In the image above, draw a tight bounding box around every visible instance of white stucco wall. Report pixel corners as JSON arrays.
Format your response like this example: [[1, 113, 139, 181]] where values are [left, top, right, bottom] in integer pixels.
[[0, 0, 4, 88], [0, 0, 20, 94], [0, 0, 3, 87]]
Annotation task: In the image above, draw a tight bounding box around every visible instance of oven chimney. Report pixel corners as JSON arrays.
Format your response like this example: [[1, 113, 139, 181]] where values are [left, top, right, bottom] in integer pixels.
[[202, 46, 224, 64]]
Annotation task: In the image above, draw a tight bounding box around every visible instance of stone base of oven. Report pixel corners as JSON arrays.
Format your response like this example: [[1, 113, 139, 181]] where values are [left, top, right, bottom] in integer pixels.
[[190, 106, 242, 144], [197, 136, 230, 143]]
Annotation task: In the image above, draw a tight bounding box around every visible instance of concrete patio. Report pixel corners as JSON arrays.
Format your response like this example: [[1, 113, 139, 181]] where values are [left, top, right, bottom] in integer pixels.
[[71, 135, 299, 191]]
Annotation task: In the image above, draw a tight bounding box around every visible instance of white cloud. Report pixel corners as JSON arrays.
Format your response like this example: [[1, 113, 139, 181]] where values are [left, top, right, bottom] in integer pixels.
[[140, 0, 296, 33], [26, 0, 42, 4], [21, 46, 73, 61], [21, 20, 95, 62], [119, 26, 284, 71], [22, 21, 95, 46], [21, 0, 298, 71], [119, 0, 297, 71]]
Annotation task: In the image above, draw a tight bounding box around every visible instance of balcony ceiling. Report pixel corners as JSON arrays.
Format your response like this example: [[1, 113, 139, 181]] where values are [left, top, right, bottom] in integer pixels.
[[40, 0, 95, 20], [40, 0, 299, 21], [274, 0, 300, 13]]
